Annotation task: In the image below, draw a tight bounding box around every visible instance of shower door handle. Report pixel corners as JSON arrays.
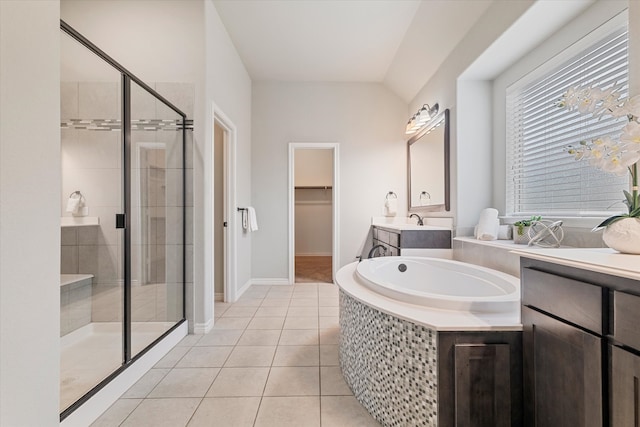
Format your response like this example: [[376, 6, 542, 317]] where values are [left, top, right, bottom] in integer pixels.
[[115, 213, 126, 229]]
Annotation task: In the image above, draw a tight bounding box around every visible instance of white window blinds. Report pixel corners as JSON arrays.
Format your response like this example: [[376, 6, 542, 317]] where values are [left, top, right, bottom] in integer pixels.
[[506, 25, 629, 217]]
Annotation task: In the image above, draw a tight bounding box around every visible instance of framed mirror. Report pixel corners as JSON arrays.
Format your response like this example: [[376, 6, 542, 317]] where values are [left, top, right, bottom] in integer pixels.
[[407, 108, 450, 211]]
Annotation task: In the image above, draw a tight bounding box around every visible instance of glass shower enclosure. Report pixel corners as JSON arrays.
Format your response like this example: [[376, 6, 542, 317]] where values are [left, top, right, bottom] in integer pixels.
[[59, 20, 187, 419]]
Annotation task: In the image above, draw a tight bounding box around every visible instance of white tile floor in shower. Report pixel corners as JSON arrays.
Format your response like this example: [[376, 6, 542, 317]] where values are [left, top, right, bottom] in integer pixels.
[[90, 282, 380, 426], [61, 321, 176, 411]]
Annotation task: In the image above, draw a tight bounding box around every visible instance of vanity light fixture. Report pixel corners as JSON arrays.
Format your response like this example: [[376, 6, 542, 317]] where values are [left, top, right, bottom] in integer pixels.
[[405, 102, 439, 135]]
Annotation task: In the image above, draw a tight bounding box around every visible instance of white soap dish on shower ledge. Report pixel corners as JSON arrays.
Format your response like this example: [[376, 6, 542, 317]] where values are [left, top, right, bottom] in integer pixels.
[[61, 216, 100, 227]]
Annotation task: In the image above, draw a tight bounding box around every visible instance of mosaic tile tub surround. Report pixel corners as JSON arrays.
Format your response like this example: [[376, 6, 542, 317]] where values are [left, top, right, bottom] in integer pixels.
[[339, 291, 439, 426]]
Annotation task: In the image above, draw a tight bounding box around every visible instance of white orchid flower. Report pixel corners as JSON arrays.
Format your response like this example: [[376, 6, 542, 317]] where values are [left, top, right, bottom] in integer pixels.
[[560, 86, 580, 109], [577, 91, 598, 114], [621, 122, 640, 145], [567, 144, 590, 160], [620, 150, 640, 167], [602, 157, 629, 175], [603, 151, 640, 175]]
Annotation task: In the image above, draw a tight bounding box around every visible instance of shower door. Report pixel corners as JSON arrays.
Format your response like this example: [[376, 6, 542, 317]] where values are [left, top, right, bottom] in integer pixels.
[[60, 30, 125, 413], [60, 20, 186, 419], [128, 80, 185, 358]]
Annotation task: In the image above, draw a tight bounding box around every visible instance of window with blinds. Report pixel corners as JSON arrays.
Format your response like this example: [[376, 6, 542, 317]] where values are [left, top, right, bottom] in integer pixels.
[[506, 25, 629, 217]]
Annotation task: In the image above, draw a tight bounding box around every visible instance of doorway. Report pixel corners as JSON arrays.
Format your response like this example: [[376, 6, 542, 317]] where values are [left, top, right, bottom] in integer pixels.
[[211, 105, 237, 306], [288, 143, 340, 284], [214, 121, 225, 301]]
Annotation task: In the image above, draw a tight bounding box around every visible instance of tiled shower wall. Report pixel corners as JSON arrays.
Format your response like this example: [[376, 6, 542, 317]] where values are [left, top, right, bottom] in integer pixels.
[[60, 81, 193, 324]]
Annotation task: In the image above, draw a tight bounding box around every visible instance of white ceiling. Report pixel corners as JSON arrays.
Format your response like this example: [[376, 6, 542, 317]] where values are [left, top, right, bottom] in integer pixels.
[[213, 0, 493, 103]]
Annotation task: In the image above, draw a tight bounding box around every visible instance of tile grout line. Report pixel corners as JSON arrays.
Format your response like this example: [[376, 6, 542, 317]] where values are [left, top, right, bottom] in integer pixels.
[[317, 284, 323, 427]]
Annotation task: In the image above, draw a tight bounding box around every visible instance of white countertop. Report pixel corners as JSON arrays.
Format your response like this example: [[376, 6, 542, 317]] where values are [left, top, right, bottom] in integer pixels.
[[512, 247, 640, 281], [336, 262, 521, 332], [61, 216, 100, 227], [371, 216, 453, 231], [374, 223, 450, 232]]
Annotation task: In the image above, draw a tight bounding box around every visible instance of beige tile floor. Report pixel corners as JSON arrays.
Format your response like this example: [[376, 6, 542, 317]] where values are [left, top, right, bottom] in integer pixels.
[[91, 283, 380, 427]]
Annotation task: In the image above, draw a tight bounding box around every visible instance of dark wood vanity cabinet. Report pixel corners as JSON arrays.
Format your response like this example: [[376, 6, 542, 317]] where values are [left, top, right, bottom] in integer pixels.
[[438, 331, 522, 427], [371, 226, 451, 256], [522, 306, 602, 427], [610, 345, 640, 426], [521, 257, 640, 427]]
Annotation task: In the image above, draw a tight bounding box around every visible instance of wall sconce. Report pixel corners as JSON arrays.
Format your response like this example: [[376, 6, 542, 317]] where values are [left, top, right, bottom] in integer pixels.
[[405, 102, 439, 135]]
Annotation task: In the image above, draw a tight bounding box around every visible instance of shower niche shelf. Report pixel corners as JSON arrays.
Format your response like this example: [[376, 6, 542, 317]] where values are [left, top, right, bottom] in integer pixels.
[[61, 216, 100, 228]]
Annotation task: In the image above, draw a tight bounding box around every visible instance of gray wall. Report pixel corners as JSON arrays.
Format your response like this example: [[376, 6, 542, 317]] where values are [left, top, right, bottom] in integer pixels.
[[0, 1, 61, 425], [251, 82, 408, 279]]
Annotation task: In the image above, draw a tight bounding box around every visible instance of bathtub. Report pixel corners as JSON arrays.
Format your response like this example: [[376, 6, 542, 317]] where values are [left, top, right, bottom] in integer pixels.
[[355, 256, 519, 313], [336, 256, 522, 425]]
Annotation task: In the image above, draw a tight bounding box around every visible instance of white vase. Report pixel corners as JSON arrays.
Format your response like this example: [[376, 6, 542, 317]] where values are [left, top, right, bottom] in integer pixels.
[[602, 217, 640, 254], [512, 225, 531, 244]]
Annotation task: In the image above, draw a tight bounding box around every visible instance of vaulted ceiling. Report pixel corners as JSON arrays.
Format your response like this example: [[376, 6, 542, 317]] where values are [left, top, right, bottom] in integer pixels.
[[213, 0, 494, 103]]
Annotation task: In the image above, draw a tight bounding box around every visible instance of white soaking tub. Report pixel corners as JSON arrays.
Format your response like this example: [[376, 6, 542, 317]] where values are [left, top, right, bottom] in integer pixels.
[[355, 256, 519, 313]]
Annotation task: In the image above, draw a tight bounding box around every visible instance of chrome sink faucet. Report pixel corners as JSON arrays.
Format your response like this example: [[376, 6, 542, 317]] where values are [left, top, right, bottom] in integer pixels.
[[367, 244, 387, 259], [409, 213, 424, 226]]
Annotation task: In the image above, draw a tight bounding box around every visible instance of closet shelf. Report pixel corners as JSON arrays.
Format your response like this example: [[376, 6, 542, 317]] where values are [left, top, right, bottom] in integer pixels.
[[61, 216, 100, 227], [294, 186, 332, 190]]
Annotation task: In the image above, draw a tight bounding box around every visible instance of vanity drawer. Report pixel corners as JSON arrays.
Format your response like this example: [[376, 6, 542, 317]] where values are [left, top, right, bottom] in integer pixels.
[[401, 230, 451, 249], [522, 268, 603, 334], [614, 291, 640, 350]]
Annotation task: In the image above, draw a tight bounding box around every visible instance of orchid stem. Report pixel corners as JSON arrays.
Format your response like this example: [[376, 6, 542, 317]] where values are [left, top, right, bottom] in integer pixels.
[[633, 162, 639, 212]]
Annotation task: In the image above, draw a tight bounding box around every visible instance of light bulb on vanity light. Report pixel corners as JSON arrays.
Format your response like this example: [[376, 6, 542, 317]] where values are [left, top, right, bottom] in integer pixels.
[[405, 114, 418, 134], [415, 104, 432, 125], [405, 102, 439, 135]]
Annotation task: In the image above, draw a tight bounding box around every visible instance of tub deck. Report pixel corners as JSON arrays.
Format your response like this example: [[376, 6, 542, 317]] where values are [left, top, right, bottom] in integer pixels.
[[336, 261, 521, 331]]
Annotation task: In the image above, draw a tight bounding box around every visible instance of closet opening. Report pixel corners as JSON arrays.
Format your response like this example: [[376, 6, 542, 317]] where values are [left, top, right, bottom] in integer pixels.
[[288, 143, 340, 285]]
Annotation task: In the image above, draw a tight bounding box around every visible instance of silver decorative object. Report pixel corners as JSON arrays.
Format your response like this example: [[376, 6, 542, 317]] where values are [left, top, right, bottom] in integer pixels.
[[527, 220, 564, 248]]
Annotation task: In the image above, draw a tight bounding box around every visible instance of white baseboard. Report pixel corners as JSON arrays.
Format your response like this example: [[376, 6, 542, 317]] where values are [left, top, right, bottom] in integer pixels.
[[250, 278, 291, 286], [235, 279, 253, 299], [194, 318, 214, 335], [61, 321, 188, 427]]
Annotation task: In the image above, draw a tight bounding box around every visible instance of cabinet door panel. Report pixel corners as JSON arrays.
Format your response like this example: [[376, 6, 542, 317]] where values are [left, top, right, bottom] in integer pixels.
[[611, 345, 640, 427], [523, 307, 602, 427], [614, 291, 640, 351], [454, 344, 510, 427]]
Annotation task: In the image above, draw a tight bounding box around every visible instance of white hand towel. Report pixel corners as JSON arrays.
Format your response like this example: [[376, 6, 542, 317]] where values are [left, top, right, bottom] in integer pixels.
[[384, 198, 397, 217], [476, 208, 500, 241], [66, 193, 81, 213], [497, 224, 512, 240], [247, 207, 259, 232], [477, 218, 499, 240], [242, 210, 248, 230], [478, 208, 499, 222]]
